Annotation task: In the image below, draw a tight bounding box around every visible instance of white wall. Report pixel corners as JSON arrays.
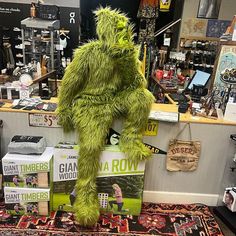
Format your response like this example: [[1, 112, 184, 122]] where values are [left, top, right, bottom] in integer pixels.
[[217, 0, 235, 20], [179, 0, 235, 41], [182, 0, 235, 21]]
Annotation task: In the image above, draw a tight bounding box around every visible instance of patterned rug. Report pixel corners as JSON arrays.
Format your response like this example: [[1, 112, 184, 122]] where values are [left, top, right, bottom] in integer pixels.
[[0, 203, 224, 235]]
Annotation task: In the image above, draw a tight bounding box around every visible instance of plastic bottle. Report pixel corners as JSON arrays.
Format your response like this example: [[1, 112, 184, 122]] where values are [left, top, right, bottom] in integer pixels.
[[30, 3, 36, 18]]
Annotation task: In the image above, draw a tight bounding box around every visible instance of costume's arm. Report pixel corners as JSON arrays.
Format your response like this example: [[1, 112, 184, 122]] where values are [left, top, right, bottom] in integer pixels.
[[124, 59, 147, 91], [57, 48, 88, 132]]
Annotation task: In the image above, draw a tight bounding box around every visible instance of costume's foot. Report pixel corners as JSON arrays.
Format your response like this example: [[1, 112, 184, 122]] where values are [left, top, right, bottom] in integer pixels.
[[74, 195, 100, 227], [119, 140, 152, 162]]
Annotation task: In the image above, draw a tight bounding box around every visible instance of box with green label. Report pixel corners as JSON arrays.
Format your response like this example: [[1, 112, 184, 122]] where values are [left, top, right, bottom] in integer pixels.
[[2, 147, 53, 188], [53, 144, 145, 216], [4, 187, 50, 215]]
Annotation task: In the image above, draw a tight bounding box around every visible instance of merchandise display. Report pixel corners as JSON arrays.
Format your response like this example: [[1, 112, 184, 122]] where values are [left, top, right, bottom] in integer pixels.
[[53, 144, 145, 216], [57, 7, 155, 226], [4, 98, 58, 112], [2, 146, 53, 216], [8, 135, 47, 155], [20, 17, 60, 71]]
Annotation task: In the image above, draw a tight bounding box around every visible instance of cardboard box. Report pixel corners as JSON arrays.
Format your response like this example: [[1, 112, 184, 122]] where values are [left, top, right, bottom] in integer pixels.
[[53, 144, 145, 216], [2, 147, 53, 188], [4, 187, 50, 215], [223, 187, 236, 212]]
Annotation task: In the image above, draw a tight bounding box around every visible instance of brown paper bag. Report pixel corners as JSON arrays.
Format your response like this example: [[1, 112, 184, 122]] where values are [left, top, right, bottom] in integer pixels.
[[166, 123, 201, 172]]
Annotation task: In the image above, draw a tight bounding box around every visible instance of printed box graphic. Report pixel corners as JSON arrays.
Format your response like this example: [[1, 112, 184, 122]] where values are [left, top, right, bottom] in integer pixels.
[[2, 147, 53, 188], [4, 187, 50, 215], [53, 144, 145, 216], [4, 172, 49, 188]]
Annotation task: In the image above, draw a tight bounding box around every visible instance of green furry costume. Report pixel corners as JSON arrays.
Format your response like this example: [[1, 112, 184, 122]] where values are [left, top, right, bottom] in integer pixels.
[[57, 7, 155, 226]]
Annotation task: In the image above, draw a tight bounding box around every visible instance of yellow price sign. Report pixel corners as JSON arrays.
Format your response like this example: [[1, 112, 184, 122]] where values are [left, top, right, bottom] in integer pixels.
[[144, 120, 158, 136]]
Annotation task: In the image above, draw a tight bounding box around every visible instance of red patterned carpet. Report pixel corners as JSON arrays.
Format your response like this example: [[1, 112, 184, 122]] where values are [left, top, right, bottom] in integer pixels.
[[0, 203, 224, 235]]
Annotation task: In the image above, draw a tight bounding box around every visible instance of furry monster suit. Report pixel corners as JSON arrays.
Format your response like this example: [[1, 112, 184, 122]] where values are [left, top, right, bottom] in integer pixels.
[[57, 7, 155, 226]]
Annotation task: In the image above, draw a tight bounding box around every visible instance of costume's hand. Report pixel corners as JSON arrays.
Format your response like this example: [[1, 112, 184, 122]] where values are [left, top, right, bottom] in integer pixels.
[[56, 106, 74, 133]]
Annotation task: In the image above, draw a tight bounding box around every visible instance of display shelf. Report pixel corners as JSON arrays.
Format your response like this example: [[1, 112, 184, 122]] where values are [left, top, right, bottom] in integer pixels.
[[24, 52, 58, 55], [219, 40, 236, 46], [21, 17, 60, 30], [178, 36, 220, 74], [20, 17, 60, 71], [180, 36, 220, 41], [213, 206, 236, 234]]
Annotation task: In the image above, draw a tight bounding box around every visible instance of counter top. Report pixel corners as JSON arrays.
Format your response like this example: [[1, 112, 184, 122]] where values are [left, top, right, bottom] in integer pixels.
[[1, 97, 236, 126]]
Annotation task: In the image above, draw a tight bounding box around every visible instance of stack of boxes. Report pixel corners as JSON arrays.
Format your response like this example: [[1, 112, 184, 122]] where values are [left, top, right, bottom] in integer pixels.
[[1, 138, 146, 217], [2, 147, 53, 215]]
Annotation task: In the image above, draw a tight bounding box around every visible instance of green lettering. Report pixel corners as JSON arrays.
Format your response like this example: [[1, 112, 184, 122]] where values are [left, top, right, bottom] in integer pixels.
[[103, 162, 109, 171], [98, 162, 103, 172], [120, 159, 127, 171], [21, 192, 49, 201], [112, 159, 119, 172], [128, 160, 138, 171]]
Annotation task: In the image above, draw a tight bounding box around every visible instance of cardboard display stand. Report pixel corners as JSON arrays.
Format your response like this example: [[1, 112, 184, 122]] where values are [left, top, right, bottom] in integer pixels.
[[53, 144, 146, 216]]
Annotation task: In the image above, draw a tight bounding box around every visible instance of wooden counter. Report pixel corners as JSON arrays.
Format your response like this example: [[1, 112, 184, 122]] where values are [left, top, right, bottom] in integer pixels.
[[0, 97, 236, 126], [0, 97, 57, 115]]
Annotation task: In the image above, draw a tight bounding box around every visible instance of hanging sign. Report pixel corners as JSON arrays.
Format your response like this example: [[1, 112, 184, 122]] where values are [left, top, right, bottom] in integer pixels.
[[28, 113, 61, 128], [107, 128, 167, 155], [159, 0, 172, 12]]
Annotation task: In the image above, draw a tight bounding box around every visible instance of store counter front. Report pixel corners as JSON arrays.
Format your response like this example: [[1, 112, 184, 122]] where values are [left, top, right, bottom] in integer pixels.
[[0, 98, 236, 207], [1, 97, 236, 126]]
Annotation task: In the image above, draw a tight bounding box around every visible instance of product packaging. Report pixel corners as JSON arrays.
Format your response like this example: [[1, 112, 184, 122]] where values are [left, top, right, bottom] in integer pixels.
[[53, 144, 145, 216], [4, 187, 50, 215], [2, 147, 53, 188]]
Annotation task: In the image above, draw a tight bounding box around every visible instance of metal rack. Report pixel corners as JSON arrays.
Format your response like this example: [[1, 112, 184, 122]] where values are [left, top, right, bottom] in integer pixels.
[[20, 17, 60, 70]]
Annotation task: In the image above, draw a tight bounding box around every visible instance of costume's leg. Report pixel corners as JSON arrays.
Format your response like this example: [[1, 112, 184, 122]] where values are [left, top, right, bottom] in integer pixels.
[[117, 88, 154, 161], [72, 102, 113, 226]]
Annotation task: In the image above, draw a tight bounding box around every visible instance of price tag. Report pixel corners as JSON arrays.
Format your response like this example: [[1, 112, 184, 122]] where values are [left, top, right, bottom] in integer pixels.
[[144, 120, 158, 136], [29, 113, 61, 128]]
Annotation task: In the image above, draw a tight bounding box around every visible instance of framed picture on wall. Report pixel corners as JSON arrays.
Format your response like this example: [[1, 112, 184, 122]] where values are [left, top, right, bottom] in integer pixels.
[[197, 0, 222, 19], [213, 44, 236, 87]]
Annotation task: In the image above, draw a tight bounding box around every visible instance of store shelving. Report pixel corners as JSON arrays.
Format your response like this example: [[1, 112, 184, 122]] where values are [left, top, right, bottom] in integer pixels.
[[20, 17, 60, 71]]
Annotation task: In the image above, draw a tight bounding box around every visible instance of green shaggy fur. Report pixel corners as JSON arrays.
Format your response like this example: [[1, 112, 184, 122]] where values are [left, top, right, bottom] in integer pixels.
[[57, 7, 155, 226]]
